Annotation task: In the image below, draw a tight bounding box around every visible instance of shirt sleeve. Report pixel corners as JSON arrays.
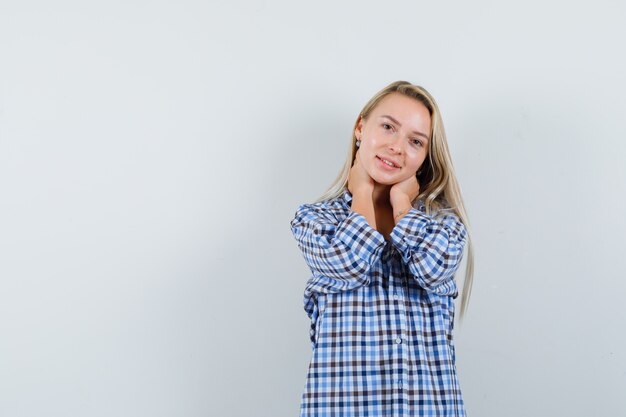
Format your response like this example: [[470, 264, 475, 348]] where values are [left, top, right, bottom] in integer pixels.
[[389, 207, 468, 297], [290, 203, 387, 293]]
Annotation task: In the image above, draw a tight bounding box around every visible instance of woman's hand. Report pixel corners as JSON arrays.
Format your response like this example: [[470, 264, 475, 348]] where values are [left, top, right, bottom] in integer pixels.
[[348, 149, 375, 196], [390, 173, 420, 216]]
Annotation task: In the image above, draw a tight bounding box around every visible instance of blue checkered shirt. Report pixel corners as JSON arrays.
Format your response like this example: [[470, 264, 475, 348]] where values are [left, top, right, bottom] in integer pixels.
[[290, 188, 469, 416]]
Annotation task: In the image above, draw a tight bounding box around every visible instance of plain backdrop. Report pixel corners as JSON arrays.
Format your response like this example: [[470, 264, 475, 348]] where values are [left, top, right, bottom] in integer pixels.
[[1, 1, 625, 416]]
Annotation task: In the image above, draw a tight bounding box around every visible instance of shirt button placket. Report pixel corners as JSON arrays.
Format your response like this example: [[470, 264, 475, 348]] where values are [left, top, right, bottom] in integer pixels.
[[388, 247, 409, 417]]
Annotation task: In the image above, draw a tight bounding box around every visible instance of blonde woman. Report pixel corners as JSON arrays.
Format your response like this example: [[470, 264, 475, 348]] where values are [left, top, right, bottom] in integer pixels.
[[290, 80, 475, 416]]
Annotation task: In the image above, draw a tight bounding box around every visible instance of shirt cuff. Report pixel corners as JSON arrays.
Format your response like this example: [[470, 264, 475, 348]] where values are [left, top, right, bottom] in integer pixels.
[[388, 207, 430, 258], [334, 210, 387, 265]]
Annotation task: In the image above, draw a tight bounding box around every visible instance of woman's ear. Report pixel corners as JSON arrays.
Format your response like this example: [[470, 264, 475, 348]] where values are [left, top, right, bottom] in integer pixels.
[[355, 114, 364, 138]]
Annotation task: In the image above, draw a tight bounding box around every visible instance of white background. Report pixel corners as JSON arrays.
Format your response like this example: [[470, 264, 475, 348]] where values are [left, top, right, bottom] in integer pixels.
[[1, 1, 625, 416]]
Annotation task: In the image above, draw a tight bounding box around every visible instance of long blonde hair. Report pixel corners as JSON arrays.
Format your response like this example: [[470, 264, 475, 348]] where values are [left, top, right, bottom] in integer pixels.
[[314, 80, 475, 324]]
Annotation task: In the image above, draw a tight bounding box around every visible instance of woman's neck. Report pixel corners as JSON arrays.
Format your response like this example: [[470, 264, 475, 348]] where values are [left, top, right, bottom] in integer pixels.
[[372, 182, 392, 207]]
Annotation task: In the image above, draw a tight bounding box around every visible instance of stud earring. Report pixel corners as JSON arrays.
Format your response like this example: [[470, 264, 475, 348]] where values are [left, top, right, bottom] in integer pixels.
[[355, 139, 361, 147]]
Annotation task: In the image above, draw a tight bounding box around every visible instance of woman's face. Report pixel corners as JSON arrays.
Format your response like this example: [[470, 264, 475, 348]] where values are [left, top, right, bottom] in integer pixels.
[[355, 92, 431, 185]]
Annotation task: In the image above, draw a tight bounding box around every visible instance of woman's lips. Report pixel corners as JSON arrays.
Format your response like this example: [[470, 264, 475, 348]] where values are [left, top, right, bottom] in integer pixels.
[[376, 156, 400, 170]]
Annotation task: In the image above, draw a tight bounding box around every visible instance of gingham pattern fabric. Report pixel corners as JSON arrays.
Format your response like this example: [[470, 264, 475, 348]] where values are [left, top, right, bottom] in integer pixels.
[[290, 188, 468, 417]]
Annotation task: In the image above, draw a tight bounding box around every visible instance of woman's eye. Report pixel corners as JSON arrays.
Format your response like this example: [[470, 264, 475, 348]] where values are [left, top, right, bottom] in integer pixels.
[[382, 123, 392, 130], [412, 139, 423, 147]]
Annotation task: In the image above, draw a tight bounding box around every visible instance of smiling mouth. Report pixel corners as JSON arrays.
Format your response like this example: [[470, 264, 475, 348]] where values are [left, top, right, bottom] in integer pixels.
[[376, 156, 400, 168]]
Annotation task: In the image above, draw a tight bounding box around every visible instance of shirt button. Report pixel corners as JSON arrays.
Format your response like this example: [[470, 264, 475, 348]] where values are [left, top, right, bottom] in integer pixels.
[[398, 380, 403, 388], [394, 293, 399, 300], [396, 337, 402, 344]]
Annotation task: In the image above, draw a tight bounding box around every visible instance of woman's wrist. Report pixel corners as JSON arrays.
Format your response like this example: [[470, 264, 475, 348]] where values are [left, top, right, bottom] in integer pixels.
[[392, 196, 413, 224]]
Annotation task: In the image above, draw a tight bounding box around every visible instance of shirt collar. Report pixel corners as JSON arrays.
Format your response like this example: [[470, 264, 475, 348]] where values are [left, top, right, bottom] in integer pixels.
[[341, 188, 352, 206]]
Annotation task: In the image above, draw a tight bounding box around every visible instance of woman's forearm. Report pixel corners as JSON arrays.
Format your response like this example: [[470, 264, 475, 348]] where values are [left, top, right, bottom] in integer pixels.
[[350, 188, 377, 229], [392, 195, 413, 225]]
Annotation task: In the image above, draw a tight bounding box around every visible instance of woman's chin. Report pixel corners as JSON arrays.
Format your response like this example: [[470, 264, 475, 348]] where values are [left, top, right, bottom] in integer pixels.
[[371, 176, 399, 186], [371, 172, 416, 186], [366, 166, 411, 185]]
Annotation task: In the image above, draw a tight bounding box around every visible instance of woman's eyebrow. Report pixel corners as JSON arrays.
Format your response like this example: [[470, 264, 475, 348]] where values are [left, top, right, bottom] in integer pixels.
[[380, 115, 429, 142]]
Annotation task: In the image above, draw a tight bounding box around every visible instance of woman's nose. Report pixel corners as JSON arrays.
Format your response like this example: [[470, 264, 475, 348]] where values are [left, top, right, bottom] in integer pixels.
[[388, 135, 404, 153]]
